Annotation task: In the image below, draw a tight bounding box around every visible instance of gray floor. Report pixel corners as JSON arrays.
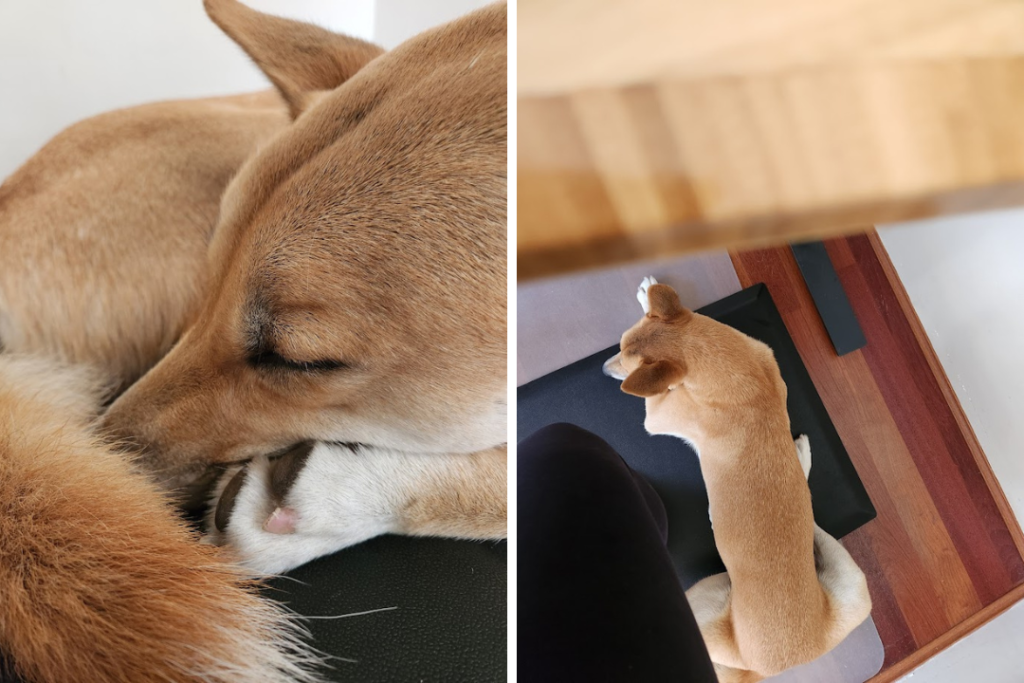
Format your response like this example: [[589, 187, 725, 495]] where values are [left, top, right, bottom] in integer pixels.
[[894, 600, 1024, 683], [770, 618, 883, 683], [518, 251, 885, 683]]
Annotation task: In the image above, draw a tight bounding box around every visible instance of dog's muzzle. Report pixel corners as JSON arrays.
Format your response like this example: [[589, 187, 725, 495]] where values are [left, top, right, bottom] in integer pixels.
[[602, 355, 626, 380]]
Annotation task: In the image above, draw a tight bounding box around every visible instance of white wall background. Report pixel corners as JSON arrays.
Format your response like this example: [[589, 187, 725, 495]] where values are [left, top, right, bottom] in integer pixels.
[[0, 0, 492, 181], [374, 0, 493, 48]]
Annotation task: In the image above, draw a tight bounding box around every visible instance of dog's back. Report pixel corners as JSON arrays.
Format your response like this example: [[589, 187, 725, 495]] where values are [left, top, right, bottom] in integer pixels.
[[679, 316, 871, 678], [0, 90, 288, 389], [609, 282, 871, 681], [657, 314, 832, 673]]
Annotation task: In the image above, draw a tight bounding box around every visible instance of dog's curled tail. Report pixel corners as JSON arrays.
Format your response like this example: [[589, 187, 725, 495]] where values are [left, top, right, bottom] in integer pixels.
[[0, 355, 321, 683]]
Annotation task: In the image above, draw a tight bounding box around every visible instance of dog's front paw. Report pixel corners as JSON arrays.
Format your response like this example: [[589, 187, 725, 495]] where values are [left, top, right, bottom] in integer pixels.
[[205, 442, 398, 575], [637, 276, 658, 314], [794, 434, 811, 480]]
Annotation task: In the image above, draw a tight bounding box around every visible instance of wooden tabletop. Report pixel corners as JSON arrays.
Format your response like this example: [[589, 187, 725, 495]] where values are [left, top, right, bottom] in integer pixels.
[[519, 0, 1024, 278]]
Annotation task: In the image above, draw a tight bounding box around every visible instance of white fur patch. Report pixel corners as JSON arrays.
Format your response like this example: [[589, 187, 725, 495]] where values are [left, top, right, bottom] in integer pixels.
[[795, 433, 812, 480], [205, 443, 409, 576], [637, 275, 658, 313]]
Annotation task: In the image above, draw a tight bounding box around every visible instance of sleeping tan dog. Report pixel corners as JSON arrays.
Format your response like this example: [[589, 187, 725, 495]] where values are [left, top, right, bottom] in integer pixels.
[[604, 278, 871, 683], [0, 2, 505, 681], [98, 0, 508, 571]]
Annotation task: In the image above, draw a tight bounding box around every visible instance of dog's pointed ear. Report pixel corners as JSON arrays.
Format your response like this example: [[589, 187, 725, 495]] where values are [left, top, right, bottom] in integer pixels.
[[621, 359, 686, 397], [647, 284, 693, 323], [205, 0, 384, 119]]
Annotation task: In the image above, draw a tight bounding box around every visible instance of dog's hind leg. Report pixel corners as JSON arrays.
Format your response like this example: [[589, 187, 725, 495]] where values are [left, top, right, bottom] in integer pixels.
[[205, 442, 507, 575], [813, 525, 873, 649], [685, 572, 749, 672]]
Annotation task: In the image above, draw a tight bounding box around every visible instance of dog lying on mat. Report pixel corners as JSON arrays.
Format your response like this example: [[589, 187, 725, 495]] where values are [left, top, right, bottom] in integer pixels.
[[0, 1, 506, 681], [604, 278, 870, 683]]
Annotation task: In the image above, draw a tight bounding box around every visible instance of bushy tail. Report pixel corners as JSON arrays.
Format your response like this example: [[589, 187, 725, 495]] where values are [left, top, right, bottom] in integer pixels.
[[0, 355, 321, 683]]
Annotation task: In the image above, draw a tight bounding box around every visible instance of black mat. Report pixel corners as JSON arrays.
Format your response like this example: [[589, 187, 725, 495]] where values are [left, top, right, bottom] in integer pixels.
[[2, 535, 506, 683], [517, 284, 876, 589], [267, 535, 506, 682]]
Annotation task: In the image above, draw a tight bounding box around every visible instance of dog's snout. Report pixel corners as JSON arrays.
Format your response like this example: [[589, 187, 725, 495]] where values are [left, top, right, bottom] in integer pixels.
[[603, 355, 625, 380]]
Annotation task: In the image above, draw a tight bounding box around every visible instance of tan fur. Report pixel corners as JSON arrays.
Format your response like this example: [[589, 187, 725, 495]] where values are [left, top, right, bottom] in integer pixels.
[[100, 1, 508, 489], [0, 356, 319, 683], [398, 445, 508, 539], [0, 1, 506, 679], [204, 0, 384, 118], [0, 90, 289, 390], [606, 283, 871, 680]]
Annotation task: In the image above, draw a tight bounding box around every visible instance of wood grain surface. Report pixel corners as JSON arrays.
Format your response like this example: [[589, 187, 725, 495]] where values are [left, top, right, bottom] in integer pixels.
[[731, 231, 1024, 680], [519, 0, 1024, 278], [520, 0, 1024, 97]]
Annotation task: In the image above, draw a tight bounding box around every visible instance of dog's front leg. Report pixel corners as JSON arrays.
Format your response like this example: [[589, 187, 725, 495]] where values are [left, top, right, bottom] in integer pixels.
[[395, 444, 508, 541], [204, 443, 507, 575]]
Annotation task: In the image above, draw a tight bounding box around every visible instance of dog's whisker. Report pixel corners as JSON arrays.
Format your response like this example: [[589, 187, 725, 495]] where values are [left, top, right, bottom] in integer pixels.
[[299, 606, 398, 620], [262, 573, 311, 587]]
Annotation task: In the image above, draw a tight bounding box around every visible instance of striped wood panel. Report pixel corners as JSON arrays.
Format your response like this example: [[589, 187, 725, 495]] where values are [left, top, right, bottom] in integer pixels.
[[520, 58, 1024, 279], [731, 232, 1024, 679]]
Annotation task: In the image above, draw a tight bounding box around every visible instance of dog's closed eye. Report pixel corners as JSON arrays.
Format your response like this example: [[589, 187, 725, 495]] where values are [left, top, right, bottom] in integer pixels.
[[248, 349, 348, 373], [244, 303, 349, 373]]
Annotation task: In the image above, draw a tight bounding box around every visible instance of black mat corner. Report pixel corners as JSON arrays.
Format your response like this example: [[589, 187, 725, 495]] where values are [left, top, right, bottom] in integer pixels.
[[517, 283, 876, 588], [266, 535, 506, 683]]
